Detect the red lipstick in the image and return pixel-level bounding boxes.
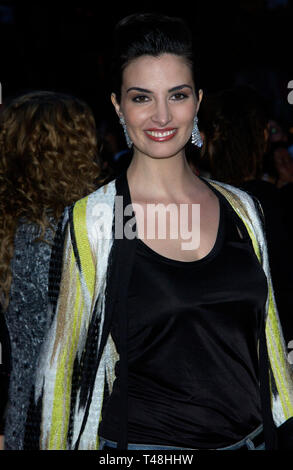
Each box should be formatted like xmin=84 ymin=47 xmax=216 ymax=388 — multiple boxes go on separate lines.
xmin=144 ymin=128 xmax=178 ymax=142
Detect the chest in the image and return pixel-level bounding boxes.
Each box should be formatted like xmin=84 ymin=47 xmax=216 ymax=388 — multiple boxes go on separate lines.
xmin=132 ymin=197 xmax=221 ymax=262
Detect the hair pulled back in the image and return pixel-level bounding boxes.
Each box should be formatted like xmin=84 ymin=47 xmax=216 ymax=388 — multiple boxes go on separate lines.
xmin=111 ymin=13 xmax=200 ymax=102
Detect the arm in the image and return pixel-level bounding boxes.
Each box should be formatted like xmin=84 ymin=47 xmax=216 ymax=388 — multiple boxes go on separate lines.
xmin=27 ymin=202 xmax=97 ymax=450
xmin=252 ymin=195 xmax=293 ymax=448
xmin=25 ymin=185 xmax=116 ymax=450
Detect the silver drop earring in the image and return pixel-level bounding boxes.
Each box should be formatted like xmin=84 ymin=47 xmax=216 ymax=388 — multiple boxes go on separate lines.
xmin=119 ymin=115 xmax=133 ymax=149
xmin=191 ymin=116 xmax=203 ymax=148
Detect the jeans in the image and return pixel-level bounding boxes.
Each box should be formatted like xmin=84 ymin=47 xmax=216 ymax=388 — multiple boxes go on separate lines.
xmin=99 ymin=424 xmax=265 ymax=451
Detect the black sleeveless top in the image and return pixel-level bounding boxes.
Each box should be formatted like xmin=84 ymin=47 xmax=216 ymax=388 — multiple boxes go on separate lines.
xmin=99 ymin=185 xmax=267 ymax=449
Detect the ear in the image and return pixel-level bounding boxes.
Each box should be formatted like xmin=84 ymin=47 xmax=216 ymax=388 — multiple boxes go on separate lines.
xmin=111 ymin=93 xmax=122 ymax=118
xmin=196 ymin=89 xmax=203 ymax=113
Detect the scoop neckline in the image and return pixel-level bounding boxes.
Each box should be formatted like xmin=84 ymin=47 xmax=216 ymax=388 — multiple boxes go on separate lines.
xmin=137 ymin=192 xmax=225 ymax=268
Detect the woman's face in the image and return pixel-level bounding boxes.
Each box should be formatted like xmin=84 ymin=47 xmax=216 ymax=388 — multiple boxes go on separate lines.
xmin=112 ymin=53 xmax=202 ymax=160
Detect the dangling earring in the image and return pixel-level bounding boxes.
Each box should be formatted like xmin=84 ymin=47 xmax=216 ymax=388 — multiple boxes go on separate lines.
xmin=119 ymin=115 xmax=133 ymax=148
xmin=191 ymin=116 xmax=203 ymax=148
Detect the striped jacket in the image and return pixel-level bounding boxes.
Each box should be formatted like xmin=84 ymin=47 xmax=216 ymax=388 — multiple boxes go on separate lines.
xmin=29 ymin=174 xmax=293 ymax=450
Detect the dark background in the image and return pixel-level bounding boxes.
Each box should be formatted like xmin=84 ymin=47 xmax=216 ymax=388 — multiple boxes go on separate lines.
xmin=1 ymin=1 xmax=293 ymax=136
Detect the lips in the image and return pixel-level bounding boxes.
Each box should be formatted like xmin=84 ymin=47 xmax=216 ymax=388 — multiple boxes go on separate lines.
xmin=144 ymin=128 xmax=178 ymax=142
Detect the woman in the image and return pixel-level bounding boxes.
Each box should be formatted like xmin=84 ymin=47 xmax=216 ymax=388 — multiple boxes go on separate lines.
xmin=0 ymin=91 xmax=100 ymax=449
xmin=26 ymin=14 xmax=293 ymax=450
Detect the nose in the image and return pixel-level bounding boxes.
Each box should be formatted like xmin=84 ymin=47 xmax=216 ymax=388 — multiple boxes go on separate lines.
xmin=151 ymin=99 xmax=172 ymax=127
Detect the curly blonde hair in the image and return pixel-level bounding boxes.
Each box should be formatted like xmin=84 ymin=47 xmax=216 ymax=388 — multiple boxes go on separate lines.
xmin=0 ymin=90 xmax=101 ymax=308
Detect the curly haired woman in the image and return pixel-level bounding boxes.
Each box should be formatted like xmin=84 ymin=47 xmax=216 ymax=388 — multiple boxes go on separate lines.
xmin=0 ymin=90 xmax=101 ymax=449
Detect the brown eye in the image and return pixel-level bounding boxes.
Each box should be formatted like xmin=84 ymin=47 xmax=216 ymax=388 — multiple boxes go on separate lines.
xmin=171 ymin=93 xmax=188 ymax=101
xmin=132 ymin=95 xmax=150 ymax=103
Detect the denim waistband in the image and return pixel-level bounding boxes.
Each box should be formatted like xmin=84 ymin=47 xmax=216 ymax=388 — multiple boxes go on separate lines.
xmin=217 ymin=424 xmax=264 ymax=450
xmin=99 ymin=424 xmax=265 ymax=451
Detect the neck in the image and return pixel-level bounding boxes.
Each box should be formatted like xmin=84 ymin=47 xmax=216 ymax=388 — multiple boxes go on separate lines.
xmin=126 ymin=149 xmax=199 ymax=203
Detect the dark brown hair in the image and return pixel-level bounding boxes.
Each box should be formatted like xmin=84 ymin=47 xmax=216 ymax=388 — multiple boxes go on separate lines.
xmin=199 ymin=86 xmax=268 ymax=186
xmin=111 ymin=13 xmax=200 ymax=103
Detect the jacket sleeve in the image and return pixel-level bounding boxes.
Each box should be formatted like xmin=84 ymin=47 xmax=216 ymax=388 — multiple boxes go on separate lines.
xmin=251 ymin=196 xmax=293 ymax=428
xmin=27 ymin=199 xmax=97 ymax=450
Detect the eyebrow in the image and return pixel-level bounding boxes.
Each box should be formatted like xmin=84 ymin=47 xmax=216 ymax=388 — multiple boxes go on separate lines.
xmin=126 ymin=84 xmax=193 ymax=93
